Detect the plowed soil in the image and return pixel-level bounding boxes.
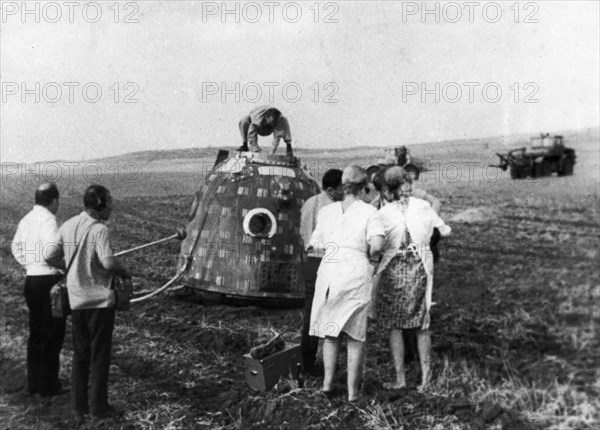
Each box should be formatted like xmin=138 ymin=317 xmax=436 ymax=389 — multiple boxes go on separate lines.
xmin=1 ymin=132 xmax=598 ymax=429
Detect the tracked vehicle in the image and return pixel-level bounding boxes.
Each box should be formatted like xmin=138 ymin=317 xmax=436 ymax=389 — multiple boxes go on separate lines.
xmin=494 ymin=134 xmax=576 ymax=179
xmin=177 ymin=150 xmax=319 ymax=307
xmin=380 ymin=146 xmax=426 ymax=180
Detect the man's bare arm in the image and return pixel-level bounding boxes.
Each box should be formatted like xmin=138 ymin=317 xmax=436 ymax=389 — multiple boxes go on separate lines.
xmin=99 ymin=256 xmax=131 ymax=278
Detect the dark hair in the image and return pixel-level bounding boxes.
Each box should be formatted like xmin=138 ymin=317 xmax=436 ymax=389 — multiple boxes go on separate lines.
xmin=365 ymin=165 xmax=381 ymax=181
xmin=322 ymin=169 xmax=343 ymax=190
xmin=34 ymin=183 xmax=59 ymax=207
xmin=84 ymin=184 xmax=111 ymax=211
xmin=265 ymin=107 xmax=281 ymax=122
xmin=383 ymin=168 xmax=412 ymax=201
xmin=372 ymin=167 xmax=388 ymax=192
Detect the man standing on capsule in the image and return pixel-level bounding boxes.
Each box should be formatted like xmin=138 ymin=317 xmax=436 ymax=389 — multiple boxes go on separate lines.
xmin=238 ymin=105 xmax=293 ymax=157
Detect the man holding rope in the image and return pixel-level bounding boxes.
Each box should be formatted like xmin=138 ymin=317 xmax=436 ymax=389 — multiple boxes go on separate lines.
xmin=49 ymin=184 xmax=131 ymax=424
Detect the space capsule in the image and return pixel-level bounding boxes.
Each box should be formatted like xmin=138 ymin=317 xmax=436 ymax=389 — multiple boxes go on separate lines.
xmin=177 ymin=150 xmax=320 ymax=306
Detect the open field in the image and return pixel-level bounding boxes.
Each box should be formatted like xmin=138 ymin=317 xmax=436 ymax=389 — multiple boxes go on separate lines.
xmin=1 ymin=129 xmax=599 ymax=429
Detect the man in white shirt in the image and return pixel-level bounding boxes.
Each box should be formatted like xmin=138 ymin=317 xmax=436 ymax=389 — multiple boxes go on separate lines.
xmin=299 ymin=169 xmax=343 ymax=376
xmin=11 ymin=182 xmax=67 ymax=398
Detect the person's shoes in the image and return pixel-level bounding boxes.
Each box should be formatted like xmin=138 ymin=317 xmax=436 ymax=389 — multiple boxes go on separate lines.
xmin=16 ymin=388 xmax=38 ymax=401
xmin=237 ymin=144 xmax=249 ymax=152
xmin=53 ymin=387 xmax=70 ymax=396
xmin=346 ymin=395 xmax=362 ymax=404
xmin=306 ymin=365 xmax=324 ymax=377
xmin=91 ymin=404 xmax=123 ymax=420
xmin=321 ymin=387 xmax=342 ymax=401
xmin=417 ymin=384 xmax=432 ymax=394
xmin=383 ymin=382 xmax=407 ymax=390
xmin=40 ymin=387 xmax=70 ymax=397
xmin=17 ymin=391 xmax=43 ymax=405
xmin=74 ymin=411 xmax=87 ymax=427
xmin=383 ymin=386 xmax=410 ymax=402
xmin=36 ymin=394 xmax=54 ymax=407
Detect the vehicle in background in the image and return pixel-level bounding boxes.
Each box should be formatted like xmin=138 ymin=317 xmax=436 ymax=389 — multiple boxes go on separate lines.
xmin=493 ymin=134 xmax=576 ymax=179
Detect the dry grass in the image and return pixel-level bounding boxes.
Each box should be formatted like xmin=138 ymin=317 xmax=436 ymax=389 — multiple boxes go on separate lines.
xmin=1 ymin=133 xmax=599 ymax=429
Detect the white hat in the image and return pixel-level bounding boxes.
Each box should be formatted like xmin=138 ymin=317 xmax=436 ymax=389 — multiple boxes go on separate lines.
xmin=341 ymin=165 xmax=367 ymax=185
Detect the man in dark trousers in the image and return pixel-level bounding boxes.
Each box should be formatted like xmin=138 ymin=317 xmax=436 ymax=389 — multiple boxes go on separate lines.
xmin=299 ymin=169 xmax=344 ymax=375
xmin=54 ymin=185 xmax=131 ymax=424
xmin=238 ymin=105 xmax=293 ymax=156
xmin=11 ymin=182 xmax=67 ymax=399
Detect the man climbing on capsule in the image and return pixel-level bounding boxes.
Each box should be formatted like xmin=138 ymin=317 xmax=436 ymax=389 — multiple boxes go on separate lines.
xmin=238 ymin=105 xmax=294 ymax=157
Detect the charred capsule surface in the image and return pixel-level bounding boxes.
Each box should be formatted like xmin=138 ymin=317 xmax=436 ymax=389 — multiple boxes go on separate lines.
xmin=178 ymin=151 xmax=319 ymax=306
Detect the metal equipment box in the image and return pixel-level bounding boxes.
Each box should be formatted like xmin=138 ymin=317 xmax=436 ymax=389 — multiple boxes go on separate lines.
xmin=243 ymin=343 xmax=301 ymax=392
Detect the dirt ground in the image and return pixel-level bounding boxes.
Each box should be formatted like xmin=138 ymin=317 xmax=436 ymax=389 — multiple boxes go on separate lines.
xmin=1 ymin=131 xmax=598 ymax=429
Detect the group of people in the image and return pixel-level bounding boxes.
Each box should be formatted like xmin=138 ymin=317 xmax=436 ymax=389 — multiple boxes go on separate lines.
xmin=11 ymin=183 xmax=130 ymax=425
xmin=10 ymin=140 xmax=448 ymax=423
xmin=300 ymin=165 xmax=451 ymax=402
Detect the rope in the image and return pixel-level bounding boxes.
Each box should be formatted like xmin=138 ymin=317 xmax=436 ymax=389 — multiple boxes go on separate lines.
xmin=129 ymin=169 xmax=230 ymax=305
xmin=130 ymin=269 xmax=186 ymax=303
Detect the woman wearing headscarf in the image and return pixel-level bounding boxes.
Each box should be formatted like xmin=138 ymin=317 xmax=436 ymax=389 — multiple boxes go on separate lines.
xmin=375 ymin=166 xmax=451 ymax=390
xmin=308 ymin=165 xmax=386 ymax=402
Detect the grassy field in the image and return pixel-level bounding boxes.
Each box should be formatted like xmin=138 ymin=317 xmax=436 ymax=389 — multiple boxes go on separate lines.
xmin=1 ymin=129 xmax=599 ymax=429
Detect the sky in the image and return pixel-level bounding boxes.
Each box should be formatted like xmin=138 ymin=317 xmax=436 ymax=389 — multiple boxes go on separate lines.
xmin=1 ymin=0 xmax=599 ymax=162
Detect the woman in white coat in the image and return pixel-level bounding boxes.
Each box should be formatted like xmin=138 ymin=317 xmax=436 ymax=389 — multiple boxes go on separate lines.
xmin=308 ymin=165 xmax=385 ymax=402
xmin=375 ymin=166 xmax=451 ymax=390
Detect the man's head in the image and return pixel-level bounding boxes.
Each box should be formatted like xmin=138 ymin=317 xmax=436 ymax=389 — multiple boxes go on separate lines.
xmin=365 ymin=165 xmax=381 ymax=182
xmin=364 ymin=165 xmax=381 ymax=197
xmin=264 ymin=108 xmax=281 ymax=126
xmin=321 ymin=168 xmax=343 ymax=201
xmin=84 ymin=184 xmax=113 ymax=221
xmin=372 ymin=166 xmax=387 ymax=193
xmin=265 ymin=113 xmax=276 ymax=126
xmin=35 ymin=182 xmax=59 ymax=214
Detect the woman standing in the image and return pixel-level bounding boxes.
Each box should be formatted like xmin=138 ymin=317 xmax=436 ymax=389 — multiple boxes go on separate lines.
xmin=376 ymin=166 xmax=451 ymax=390
xmin=308 ymin=165 xmax=385 ymax=402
